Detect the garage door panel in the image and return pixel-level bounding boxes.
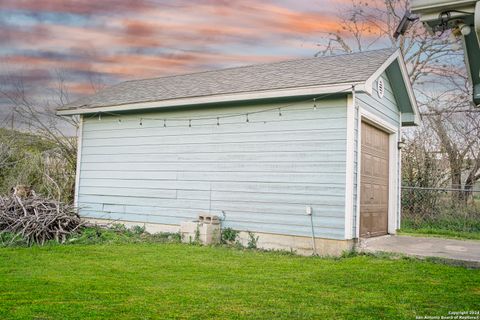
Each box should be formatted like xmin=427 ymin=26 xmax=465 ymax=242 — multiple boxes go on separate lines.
xmin=360 ymin=122 xmax=389 ymax=237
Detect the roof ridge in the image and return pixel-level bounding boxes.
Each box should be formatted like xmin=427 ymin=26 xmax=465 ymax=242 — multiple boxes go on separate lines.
xmin=120 ymin=47 xmax=397 ymax=84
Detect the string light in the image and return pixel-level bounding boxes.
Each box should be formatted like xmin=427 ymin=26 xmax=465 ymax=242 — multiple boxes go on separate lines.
xmin=90 ymin=87 xmax=352 ymax=129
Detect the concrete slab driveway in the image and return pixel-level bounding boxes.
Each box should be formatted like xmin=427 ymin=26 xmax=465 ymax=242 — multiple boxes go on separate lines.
xmin=360 ymin=235 xmax=480 ymax=267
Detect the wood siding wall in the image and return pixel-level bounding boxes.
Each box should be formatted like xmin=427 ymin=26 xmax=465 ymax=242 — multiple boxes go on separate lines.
xmin=77 ymin=98 xmax=349 ymax=239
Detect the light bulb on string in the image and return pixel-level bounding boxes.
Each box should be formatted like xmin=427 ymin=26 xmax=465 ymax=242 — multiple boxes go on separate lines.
xmin=118 ymin=89 xmax=351 ymax=130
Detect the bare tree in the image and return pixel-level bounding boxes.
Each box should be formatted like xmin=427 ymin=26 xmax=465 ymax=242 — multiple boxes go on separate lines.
xmin=0 ymin=70 xmax=78 ymax=168
xmin=315 ymin=0 xmax=463 ymax=86
xmin=0 ymin=70 xmax=79 ymax=202
xmin=319 ymin=0 xmax=480 ymax=199
xmin=423 ymin=89 xmax=480 ymax=199
xmin=402 ymin=124 xmax=449 ymax=188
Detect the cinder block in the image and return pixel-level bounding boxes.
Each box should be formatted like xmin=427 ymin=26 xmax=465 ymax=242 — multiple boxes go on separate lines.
xmin=197 ymin=214 xmax=220 ymax=225
xmin=198 ymin=223 xmax=221 ymax=244
xmin=179 ymin=220 xmax=220 ymax=244
xmin=180 ymin=221 xmax=198 ymax=244
xmin=180 ymin=221 xmax=199 ymax=234
xmin=198 ymin=223 xmax=220 ymax=234
xmin=198 ymin=231 xmax=220 ymax=244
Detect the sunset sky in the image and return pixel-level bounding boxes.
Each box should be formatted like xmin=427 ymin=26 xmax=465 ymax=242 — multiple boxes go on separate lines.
xmin=0 ymin=0 xmax=391 ymax=126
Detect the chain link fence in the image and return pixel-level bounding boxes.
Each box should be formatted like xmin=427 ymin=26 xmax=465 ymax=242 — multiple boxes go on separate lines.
xmin=401 ymin=186 xmax=480 ymax=235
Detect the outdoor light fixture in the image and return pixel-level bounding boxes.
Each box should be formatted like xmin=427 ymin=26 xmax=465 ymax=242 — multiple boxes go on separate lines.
xmin=393 ymin=11 xmax=419 ymax=39
xmin=460 ymin=22 xmax=472 ymax=35
xmin=398 ymin=140 xmax=406 ymax=150
xmin=452 ymin=22 xmax=473 ymax=36
xmin=410 ymin=0 xmax=480 ymax=106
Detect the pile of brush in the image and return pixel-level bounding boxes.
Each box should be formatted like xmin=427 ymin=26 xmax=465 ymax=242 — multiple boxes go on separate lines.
xmin=0 ymin=185 xmax=83 ymax=245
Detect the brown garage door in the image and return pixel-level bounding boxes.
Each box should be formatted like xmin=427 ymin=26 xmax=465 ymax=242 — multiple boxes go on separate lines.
xmin=360 ymin=121 xmax=389 ymax=237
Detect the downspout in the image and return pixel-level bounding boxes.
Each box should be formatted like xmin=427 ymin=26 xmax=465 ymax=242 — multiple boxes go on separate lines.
xmin=308 ymin=206 xmax=317 ymax=256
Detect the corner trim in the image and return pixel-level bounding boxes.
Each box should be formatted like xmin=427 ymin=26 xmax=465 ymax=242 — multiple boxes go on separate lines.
xmin=355 ymin=104 xmax=362 ymax=239
xmin=74 ymin=115 xmax=83 ymax=208
xmin=345 ymin=92 xmax=355 ymax=239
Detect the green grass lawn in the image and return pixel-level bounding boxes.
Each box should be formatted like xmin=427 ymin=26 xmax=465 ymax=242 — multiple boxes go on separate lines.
xmin=0 ymin=243 xmax=479 ymax=320
xmin=400 ymin=215 xmax=480 ymax=240
xmin=399 ymin=227 xmax=480 ymax=240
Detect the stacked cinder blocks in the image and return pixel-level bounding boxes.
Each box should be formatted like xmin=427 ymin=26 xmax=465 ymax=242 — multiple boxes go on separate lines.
xmin=180 ymin=214 xmax=221 ymax=245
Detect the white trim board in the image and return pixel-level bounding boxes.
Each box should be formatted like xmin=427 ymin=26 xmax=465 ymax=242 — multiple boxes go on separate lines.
xmin=344 ymin=92 xmax=355 ymax=239
xmin=74 ymin=115 xmax=83 ymax=208
xmin=354 ymin=104 xmax=362 ymax=239
xmin=57 ymin=82 xmax=366 ymax=116
xmin=354 ymin=107 xmax=399 ymax=238
xmin=394 ymin=52 xmax=421 ymax=125
xmin=364 ymin=50 xmax=400 ymax=96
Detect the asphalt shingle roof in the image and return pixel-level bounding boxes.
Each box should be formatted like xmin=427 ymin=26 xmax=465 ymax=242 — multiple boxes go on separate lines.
xmin=60 ymin=48 xmax=396 ymax=111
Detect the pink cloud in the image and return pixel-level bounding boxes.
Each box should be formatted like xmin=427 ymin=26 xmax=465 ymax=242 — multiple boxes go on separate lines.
xmin=0 ymin=0 xmax=155 ymax=15
xmin=1 ymin=0 xmax=367 ymax=106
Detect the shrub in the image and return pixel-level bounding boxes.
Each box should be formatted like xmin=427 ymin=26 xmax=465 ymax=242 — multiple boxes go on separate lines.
xmin=0 ymin=129 xmax=75 ymax=204
xmin=221 ymin=228 xmax=239 ymax=244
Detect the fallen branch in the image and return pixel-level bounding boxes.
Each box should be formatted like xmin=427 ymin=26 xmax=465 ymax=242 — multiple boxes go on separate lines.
xmin=0 ymin=191 xmax=83 ymax=245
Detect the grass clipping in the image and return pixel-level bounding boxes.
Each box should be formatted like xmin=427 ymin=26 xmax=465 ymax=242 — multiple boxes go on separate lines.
xmin=0 ymin=190 xmax=82 ymax=246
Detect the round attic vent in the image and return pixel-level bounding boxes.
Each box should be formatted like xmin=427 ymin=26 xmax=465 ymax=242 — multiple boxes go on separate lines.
xmin=377 ymin=78 xmax=385 ymax=99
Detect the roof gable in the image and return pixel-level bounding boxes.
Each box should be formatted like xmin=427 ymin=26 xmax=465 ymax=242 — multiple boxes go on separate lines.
xmin=364 ymin=49 xmax=420 ymax=126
